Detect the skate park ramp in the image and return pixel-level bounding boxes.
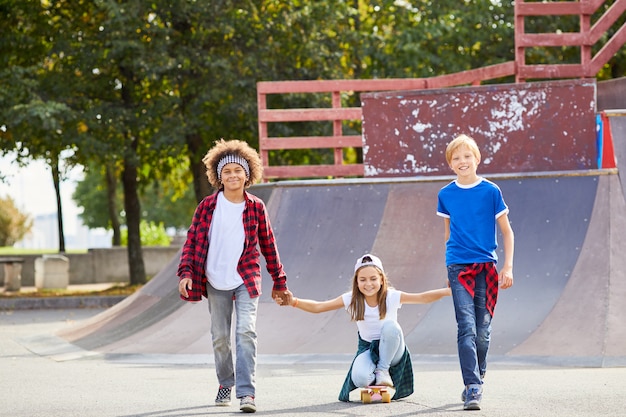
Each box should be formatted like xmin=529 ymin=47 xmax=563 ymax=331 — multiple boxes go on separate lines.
xmin=52 ymin=168 xmax=626 ymax=367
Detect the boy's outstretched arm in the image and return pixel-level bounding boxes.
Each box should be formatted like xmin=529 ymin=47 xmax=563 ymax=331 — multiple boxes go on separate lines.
xmin=401 ymin=287 xmax=452 ymax=304
xmin=497 ymin=213 xmax=514 ymax=289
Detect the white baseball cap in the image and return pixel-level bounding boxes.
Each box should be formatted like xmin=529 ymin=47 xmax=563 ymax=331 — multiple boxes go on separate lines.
xmin=354 ymin=253 xmax=384 ymax=273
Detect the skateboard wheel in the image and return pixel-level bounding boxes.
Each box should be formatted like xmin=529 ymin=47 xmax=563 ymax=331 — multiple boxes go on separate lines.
xmin=381 ymin=391 xmax=391 ymax=403
xmin=362 ymin=391 xmax=372 ymax=404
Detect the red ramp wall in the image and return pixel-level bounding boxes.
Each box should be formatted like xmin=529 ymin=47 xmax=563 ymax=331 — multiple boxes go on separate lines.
xmin=361 ymin=78 xmax=598 ymax=177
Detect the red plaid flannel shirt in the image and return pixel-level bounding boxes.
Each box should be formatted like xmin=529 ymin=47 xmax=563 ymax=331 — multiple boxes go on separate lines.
xmin=458 ymin=262 xmax=499 ymax=316
xmin=177 ymin=191 xmax=287 ymax=302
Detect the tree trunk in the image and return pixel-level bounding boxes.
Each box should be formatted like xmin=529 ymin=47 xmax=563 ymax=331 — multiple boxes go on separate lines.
xmin=118 ymin=62 xmax=146 ymax=285
xmin=51 ymin=156 xmax=66 ymax=253
xmin=186 ymin=132 xmax=212 ymax=202
xmin=105 ymin=162 xmax=121 ymax=246
xmin=122 ymin=145 xmax=146 ymax=285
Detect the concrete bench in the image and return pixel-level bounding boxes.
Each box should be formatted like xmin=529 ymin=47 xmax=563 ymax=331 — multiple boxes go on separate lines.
xmin=35 ymin=255 xmax=69 ymax=290
xmin=0 ymin=257 xmax=25 ymax=291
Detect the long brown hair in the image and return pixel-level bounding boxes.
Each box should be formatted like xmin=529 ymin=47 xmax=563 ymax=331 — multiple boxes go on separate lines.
xmin=347 ymin=264 xmax=389 ymax=321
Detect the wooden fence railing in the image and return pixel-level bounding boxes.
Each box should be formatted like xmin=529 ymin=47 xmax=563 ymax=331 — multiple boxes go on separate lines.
xmin=257 ymin=63 xmax=515 ymax=180
xmin=515 ymin=0 xmax=626 ymax=81
xmin=258 ymin=0 xmax=626 ymax=181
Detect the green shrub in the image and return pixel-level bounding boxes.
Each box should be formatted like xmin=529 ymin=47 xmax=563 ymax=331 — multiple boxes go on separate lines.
xmin=121 ymin=220 xmax=172 ymax=247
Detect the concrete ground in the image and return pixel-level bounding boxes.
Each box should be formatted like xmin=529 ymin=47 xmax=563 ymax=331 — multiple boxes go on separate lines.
xmin=1 ymin=308 xmax=625 ymax=417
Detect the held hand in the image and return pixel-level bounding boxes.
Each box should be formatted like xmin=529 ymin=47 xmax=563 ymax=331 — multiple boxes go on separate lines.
xmin=179 ymin=278 xmax=192 ymax=298
xmin=499 ymin=268 xmax=514 ymax=289
xmin=273 ymin=289 xmax=294 ymax=306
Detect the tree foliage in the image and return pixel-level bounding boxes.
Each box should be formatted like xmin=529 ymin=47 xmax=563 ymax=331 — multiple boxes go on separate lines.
xmin=0 ymin=0 xmax=83 ymax=252
xmin=74 ymin=161 xmax=196 ymax=232
xmin=1 ymin=0 xmax=624 ymax=277
xmin=0 ymin=195 xmax=33 ymax=247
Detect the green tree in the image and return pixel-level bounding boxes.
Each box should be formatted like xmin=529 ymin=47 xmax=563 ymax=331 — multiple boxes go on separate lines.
xmin=0 ymin=0 xmax=81 ymax=253
xmin=74 ymin=161 xmax=196 ymax=234
xmin=0 ymin=196 xmax=33 ymax=247
xmin=57 ymin=1 xmax=186 ymax=284
xmin=72 ymin=162 xmax=120 ymax=240
xmin=2 ymin=0 xmax=624 ymax=279
xmin=152 ymin=1 xmax=368 ymax=198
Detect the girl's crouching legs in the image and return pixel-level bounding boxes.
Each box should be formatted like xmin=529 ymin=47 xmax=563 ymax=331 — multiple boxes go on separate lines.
xmin=378 ymin=320 xmax=405 ymax=370
xmin=351 ymin=351 xmax=376 ymax=388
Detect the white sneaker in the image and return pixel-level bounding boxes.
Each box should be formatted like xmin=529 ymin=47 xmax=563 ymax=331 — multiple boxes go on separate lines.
xmin=239 ymin=395 xmax=256 ymax=413
xmin=374 ymin=368 xmax=393 ymax=387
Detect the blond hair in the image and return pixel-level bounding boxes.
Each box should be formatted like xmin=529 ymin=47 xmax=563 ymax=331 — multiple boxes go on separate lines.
xmin=445 ymin=134 xmax=481 ymax=165
xmin=202 ymin=139 xmax=263 ymax=189
xmin=347 ymin=265 xmax=390 ymax=321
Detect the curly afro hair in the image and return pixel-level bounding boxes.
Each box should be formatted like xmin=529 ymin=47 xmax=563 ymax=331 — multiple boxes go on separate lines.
xmin=203 ymin=139 xmax=263 ymax=189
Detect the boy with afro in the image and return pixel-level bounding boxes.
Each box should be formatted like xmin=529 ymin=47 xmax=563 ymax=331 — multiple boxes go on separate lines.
xmin=178 ymin=139 xmax=290 ymax=413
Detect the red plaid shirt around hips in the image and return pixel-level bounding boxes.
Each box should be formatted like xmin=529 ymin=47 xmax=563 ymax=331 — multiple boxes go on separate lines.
xmin=177 ymin=191 xmax=287 ymax=302
xmin=458 ymin=262 xmax=499 ymax=316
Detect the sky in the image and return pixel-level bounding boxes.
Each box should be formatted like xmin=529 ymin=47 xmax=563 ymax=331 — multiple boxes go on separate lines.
xmin=0 ymin=153 xmax=82 ymax=218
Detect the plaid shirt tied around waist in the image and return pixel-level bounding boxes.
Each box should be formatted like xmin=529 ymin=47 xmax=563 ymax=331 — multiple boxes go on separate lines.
xmin=459 ymin=262 xmax=499 ymax=316
xmin=339 ymin=334 xmax=413 ymax=402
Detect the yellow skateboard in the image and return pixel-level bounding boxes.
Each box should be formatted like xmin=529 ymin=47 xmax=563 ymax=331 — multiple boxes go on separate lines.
xmin=360 ymin=385 xmax=392 ymax=403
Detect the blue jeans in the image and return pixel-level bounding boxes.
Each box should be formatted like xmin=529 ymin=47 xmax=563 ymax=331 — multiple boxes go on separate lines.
xmin=351 ymin=321 xmax=406 ymax=387
xmin=206 ymin=282 xmax=259 ymax=398
xmin=448 ymin=264 xmax=492 ymax=387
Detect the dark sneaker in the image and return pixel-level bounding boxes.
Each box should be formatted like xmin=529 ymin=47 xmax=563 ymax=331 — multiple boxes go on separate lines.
xmin=240 ymin=395 xmax=256 ymax=413
xmin=215 ymin=385 xmax=232 ymax=406
xmin=463 ymin=386 xmax=483 ymax=410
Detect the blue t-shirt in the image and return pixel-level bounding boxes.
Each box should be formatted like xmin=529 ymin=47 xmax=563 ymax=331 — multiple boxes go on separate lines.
xmin=437 ymin=177 xmax=509 ymax=266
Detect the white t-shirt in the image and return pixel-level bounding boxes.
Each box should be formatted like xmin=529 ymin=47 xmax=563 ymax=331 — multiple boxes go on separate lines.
xmin=205 ymin=192 xmax=246 ymax=290
xmin=341 ymin=289 xmax=402 ymax=342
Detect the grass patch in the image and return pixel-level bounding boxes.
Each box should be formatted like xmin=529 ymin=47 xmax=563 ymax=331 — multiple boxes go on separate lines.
xmin=0 ymin=247 xmax=88 ymax=255
xmin=0 ymin=284 xmax=142 ymax=298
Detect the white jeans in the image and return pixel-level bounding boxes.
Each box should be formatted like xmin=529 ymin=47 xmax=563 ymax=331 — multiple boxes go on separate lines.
xmin=351 ymin=320 xmax=406 ymax=387
xmin=206 ymin=282 xmax=259 ymax=398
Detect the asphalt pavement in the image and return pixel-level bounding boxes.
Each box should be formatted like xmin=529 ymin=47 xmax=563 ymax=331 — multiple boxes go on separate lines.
xmin=1 ymin=307 xmax=625 ymax=417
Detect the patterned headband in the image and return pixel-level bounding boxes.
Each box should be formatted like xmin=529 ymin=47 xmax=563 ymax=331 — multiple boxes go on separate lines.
xmin=217 ymin=154 xmax=250 ymax=181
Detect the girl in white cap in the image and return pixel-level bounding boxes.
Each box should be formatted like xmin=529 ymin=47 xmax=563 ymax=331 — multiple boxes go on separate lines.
xmin=274 ymin=253 xmax=450 ymax=402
